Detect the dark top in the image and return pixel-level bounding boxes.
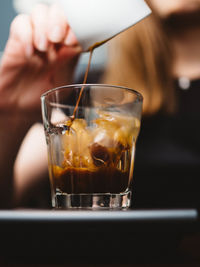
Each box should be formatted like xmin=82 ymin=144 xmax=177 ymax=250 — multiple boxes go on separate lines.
xmin=133 ymin=79 xmax=200 ymax=208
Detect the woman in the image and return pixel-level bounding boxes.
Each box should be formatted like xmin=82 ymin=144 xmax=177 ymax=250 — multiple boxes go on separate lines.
xmin=1 ymin=0 xmax=200 ymax=208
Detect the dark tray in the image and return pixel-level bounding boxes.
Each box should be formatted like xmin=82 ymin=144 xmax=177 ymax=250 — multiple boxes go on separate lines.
xmin=0 ymin=209 xmax=199 ymax=264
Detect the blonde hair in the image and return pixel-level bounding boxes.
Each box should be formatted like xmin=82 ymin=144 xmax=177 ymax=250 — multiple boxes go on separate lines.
xmin=103 ymin=14 xmax=176 ymax=115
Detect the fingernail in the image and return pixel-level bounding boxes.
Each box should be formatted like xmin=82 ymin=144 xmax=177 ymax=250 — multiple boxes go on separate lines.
xmin=38 ymin=36 xmax=47 ymax=52
xmin=50 ymin=26 xmax=62 ymax=42
xmin=25 ymin=44 xmax=33 ymax=58
xmin=65 ymin=31 xmax=75 ymax=46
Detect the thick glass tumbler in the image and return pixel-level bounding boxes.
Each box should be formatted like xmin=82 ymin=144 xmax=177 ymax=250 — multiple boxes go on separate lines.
xmin=41 ymin=84 xmax=143 ymax=209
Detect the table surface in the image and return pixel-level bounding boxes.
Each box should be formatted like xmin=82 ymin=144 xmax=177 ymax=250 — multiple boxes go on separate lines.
xmin=0 ymin=208 xmax=198 ymax=221
xmin=0 ymin=208 xmax=199 ymax=265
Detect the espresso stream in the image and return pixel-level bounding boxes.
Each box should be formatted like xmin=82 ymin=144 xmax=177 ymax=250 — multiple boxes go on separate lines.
xmin=68 ymin=48 xmax=94 ymax=127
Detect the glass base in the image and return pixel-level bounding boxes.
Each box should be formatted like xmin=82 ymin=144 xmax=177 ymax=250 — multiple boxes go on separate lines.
xmin=54 ymin=191 xmax=131 ymax=209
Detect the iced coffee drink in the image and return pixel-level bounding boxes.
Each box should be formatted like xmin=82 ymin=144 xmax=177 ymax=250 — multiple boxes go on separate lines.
xmin=41 ymin=84 xmax=142 ymax=209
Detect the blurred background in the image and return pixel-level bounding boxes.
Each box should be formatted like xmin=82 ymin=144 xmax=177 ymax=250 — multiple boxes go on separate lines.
xmin=0 ymin=0 xmax=16 ymax=51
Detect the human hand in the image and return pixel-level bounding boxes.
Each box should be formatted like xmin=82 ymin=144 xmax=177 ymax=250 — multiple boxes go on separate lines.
xmin=0 ymin=4 xmax=81 ymax=117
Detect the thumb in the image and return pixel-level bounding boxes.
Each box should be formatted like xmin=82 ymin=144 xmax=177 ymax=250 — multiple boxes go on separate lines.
xmin=56 ymin=44 xmax=82 ymax=62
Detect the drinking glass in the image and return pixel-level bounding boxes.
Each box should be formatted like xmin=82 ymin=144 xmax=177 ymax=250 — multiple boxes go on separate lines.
xmin=41 ymin=84 xmax=143 ymax=209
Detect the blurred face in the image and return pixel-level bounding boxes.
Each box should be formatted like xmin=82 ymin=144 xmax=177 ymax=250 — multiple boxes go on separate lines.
xmin=148 ymin=0 xmax=200 ymax=18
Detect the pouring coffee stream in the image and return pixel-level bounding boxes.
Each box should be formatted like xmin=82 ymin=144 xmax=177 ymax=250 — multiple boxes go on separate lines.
xmin=68 ymin=41 xmax=105 ymax=129
xmin=60 ymin=0 xmax=151 ymax=129
xmin=68 ymin=48 xmax=94 ymax=128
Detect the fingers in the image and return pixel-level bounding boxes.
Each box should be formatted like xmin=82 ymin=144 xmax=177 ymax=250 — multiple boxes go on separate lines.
xmin=9 ymin=4 xmax=79 ymax=57
xmin=10 ymin=14 xmax=33 ymax=57
xmin=31 ymin=4 xmax=48 ymax=52
xmin=47 ymin=4 xmax=68 ymax=43
xmin=47 ymin=4 xmax=78 ymax=46
xmin=31 ymin=3 xmax=79 ymax=51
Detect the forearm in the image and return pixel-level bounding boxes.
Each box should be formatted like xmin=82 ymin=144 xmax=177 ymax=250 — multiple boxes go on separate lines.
xmin=0 ymin=113 xmax=34 ymax=208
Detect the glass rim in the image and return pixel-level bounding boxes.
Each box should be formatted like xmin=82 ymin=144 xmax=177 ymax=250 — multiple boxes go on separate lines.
xmin=41 ymin=83 xmax=143 ymax=102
